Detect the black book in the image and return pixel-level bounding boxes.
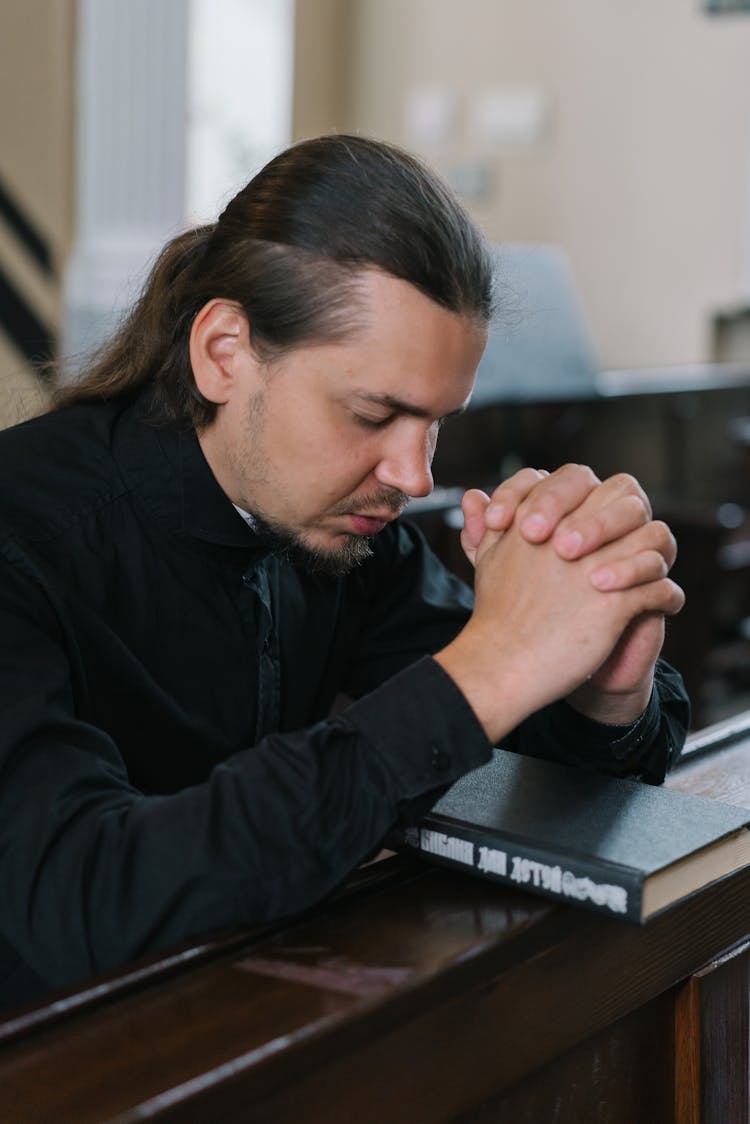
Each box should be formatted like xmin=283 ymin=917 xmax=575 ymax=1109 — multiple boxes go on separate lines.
xmin=390 ymin=749 xmax=750 ymax=922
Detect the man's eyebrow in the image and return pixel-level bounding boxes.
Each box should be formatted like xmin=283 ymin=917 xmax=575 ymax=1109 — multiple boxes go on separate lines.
xmin=357 ymin=393 xmax=469 ymax=420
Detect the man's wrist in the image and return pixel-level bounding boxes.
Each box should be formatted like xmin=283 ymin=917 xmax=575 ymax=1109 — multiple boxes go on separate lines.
xmin=433 ymin=630 xmax=539 ymax=745
xmin=564 ymin=676 xmax=654 ymax=727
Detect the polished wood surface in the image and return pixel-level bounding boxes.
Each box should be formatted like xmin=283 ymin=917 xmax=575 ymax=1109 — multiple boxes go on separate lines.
xmin=3 ymin=720 xmax=750 ymax=1122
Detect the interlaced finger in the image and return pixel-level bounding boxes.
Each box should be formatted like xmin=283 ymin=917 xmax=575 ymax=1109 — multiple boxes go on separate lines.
xmin=483 ymin=468 xmax=550 ymax=531
xmin=551 ymin=474 xmax=655 ymax=559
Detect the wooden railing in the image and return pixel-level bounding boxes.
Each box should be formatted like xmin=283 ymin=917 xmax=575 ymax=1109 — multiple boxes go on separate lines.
xmin=2 ymin=715 xmax=750 ymax=1122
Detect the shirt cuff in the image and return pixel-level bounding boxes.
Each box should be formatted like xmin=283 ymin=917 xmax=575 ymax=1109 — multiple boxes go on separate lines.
xmin=341 ymin=655 xmax=492 ymax=801
xmin=514 ymin=659 xmax=689 ymax=783
xmin=557 ymin=686 xmax=662 ymax=763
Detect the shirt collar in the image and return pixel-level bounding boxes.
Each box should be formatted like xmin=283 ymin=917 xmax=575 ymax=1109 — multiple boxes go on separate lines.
xmin=112 ymin=394 xmax=264 ymax=552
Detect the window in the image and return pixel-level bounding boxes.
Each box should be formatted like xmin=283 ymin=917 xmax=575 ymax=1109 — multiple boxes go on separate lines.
xmin=186 ymin=0 xmax=295 ymax=223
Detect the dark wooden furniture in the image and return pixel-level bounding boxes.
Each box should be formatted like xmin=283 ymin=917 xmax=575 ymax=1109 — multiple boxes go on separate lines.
xmin=2 ymin=713 xmax=750 ymax=1123
xmin=417 ymin=367 xmax=750 ymax=728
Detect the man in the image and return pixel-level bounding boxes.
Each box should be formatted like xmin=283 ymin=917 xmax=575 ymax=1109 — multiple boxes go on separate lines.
xmin=0 ymin=135 xmax=688 ymax=1011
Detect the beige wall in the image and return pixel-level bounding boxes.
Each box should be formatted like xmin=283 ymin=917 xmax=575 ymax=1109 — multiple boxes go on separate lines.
xmin=293 ymin=0 xmax=352 ymax=139
xmin=340 ymin=0 xmax=750 ymax=369
xmin=0 ymin=0 xmax=75 ymax=424
xmin=2 ymin=2 xmax=747 ymax=386
xmin=0 ymin=0 xmax=74 ymax=257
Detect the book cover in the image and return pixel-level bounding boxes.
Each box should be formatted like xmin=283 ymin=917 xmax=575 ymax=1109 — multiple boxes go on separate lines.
xmin=390 ymin=749 xmax=750 ymax=922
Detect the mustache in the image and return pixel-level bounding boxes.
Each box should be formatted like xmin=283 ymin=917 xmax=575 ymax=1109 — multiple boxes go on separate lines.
xmin=331 ymin=490 xmax=409 ymax=517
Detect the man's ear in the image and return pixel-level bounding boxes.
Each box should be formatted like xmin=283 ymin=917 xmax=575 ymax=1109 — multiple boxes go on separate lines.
xmin=189 ymin=299 xmax=256 ymax=405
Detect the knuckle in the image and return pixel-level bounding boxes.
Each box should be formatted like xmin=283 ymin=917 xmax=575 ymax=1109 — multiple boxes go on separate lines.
xmin=495 ymin=467 xmax=543 ymax=498
xmin=623 ymin=493 xmax=650 ymax=523
xmin=518 ymin=467 xmax=546 ymax=490
xmin=649 ymin=519 xmax=677 ymax=554
xmin=559 ymin=462 xmax=600 ymax=486
xmin=667 ymin=578 xmax=686 ymax=612
xmin=583 ymin=510 xmax=606 ymax=539
xmin=612 ymin=472 xmax=652 ymax=512
xmin=518 ymin=482 xmax=562 ymax=520
xmin=611 ymin=471 xmax=639 ymax=491
xmin=648 ymin=549 xmax=669 ymax=577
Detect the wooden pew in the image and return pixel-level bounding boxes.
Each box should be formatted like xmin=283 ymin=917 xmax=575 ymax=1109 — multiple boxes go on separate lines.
xmin=2 ymin=714 xmax=750 ymax=1123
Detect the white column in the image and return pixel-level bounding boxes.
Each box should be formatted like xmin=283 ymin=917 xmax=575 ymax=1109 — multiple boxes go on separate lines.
xmin=62 ymin=0 xmax=188 ymax=368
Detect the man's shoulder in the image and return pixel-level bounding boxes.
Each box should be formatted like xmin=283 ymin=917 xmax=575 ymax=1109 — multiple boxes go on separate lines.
xmin=0 ymin=399 xmax=129 ymax=545
xmin=0 ymin=397 xmax=122 ymax=455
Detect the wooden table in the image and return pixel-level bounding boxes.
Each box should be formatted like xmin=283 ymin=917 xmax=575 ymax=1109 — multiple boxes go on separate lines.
xmin=3 ymin=714 xmax=750 ymax=1123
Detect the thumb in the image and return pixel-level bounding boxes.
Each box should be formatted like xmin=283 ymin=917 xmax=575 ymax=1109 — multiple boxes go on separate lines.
xmin=460 ymin=489 xmax=491 ymax=567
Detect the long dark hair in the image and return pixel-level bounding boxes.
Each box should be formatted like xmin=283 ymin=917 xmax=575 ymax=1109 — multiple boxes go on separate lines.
xmin=53 ymin=134 xmax=495 ymax=429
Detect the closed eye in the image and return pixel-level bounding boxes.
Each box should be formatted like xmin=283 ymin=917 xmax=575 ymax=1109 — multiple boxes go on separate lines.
xmin=352 ymin=413 xmax=395 ymax=430
xmin=354 ymin=413 xmax=449 ymax=438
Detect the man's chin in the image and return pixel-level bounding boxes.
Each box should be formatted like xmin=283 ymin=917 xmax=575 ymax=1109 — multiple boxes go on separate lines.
xmin=305 ymin=537 xmax=373 ymax=575
xmin=293 ymin=533 xmax=374 ymax=576
xmin=250 ymin=515 xmax=374 ymax=576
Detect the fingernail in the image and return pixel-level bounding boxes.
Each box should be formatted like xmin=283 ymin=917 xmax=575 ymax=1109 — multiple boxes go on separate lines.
xmin=591 ymin=566 xmax=615 ymax=589
xmin=556 ymin=530 xmax=583 ymax=557
xmin=521 ymin=513 xmax=548 ymax=539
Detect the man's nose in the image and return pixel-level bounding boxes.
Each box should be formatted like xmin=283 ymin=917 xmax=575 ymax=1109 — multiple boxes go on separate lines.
xmin=374 ymin=432 xmax=434 ymax=498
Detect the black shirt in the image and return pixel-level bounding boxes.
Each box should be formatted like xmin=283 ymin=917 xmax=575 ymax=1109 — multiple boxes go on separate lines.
xmin=0 ymin=393 xmax=689 ymax=1008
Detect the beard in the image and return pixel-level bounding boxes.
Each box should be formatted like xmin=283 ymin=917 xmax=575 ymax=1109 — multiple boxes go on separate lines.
xmin=247 ymin=488 xmax=409 ymax=577
xmin=249 ymin=510 xmax=376 ymax=576
xmin=227 ymin=389 xmax=409 ymax=576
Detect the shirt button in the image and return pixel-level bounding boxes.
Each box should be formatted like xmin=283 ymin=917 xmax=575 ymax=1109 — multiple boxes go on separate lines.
xmin=431 ymin=748 xmax=451 ymax=772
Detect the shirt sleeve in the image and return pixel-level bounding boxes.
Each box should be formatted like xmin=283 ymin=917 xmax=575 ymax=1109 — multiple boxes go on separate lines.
xmin=505 ymin=660 xmax=690 ymax=783
xmin=0 ymin=549 xmax=491 ymax=994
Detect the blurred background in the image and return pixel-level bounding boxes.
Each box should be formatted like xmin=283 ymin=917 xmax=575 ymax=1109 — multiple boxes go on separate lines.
xmin=1 ymin=0 xmax=750 ymax=727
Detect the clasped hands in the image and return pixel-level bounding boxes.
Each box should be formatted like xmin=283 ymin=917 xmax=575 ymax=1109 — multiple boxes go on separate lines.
xmin=435 ymin=464 xmax=685 ymax=743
